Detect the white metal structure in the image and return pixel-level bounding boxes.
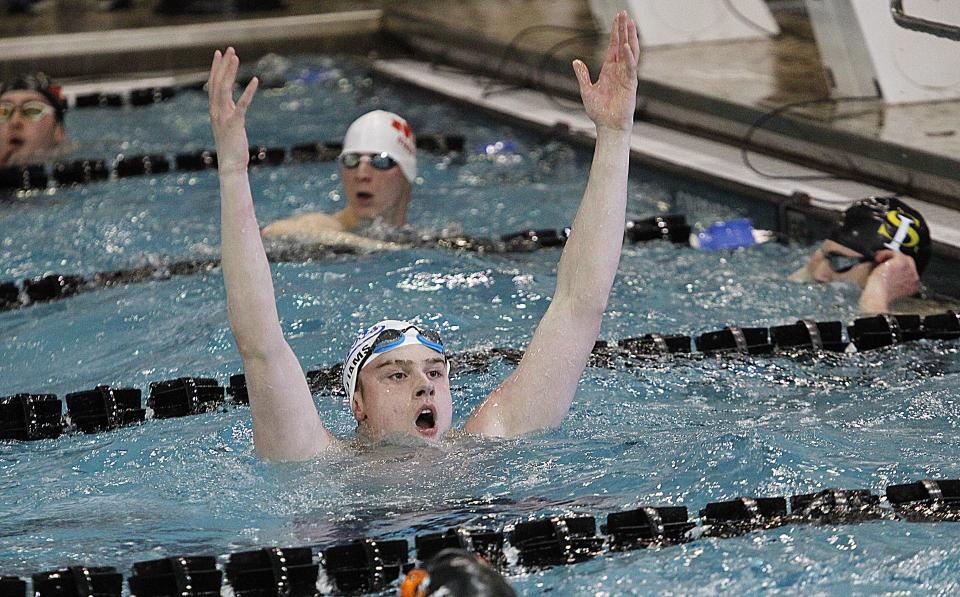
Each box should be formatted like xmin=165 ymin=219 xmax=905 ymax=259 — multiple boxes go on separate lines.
xmin=589 ymin=0 xmax=779 ymax=47
xmin=805 ymin=0 xmax=960 ymax=104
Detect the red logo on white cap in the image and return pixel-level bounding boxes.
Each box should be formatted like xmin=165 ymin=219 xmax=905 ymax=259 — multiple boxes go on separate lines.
xmin=392 ymin=119 xmax=412 ymax=138
xmin=391 ymin=118 xmax=415 ymax=156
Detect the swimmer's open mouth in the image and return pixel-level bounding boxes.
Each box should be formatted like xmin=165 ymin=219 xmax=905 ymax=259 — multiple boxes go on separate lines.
xmin=356 ymin=191 xmax=373 ymax=201
xmin=8 ymin=138 xmax=24 ymax=148
xmin=415 ymin=407 xmax=436 ymax=432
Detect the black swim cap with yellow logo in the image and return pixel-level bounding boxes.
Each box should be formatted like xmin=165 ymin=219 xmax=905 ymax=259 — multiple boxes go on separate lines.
xmin=828 ymin=196 xmax=931 ymax=274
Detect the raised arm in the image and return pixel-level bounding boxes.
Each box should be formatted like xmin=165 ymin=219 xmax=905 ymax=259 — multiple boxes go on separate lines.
xmin=209 ymin=48 xmax=336 ymax=459
xmin=464 ymin=12 xmax=639 ymax=437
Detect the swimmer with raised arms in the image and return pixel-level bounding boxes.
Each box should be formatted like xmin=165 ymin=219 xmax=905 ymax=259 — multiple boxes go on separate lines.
xmin=208 ymin=11 xmax=639 ymax=460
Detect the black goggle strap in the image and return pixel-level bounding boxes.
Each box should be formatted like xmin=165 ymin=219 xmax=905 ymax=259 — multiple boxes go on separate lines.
xmin=826 ymin=252 xmax=871 ymax=273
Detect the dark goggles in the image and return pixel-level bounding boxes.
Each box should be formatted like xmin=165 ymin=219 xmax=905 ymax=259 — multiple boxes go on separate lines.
xmin=825 ymin=251 xmax=873 ymax=274
xmin=0 ymin=99 xmax=55 ymax=123
xmin=339 ymin=151 xmax=398 ymax=171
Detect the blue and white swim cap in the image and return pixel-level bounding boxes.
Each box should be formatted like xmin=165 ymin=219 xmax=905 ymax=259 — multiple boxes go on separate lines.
xmin=342 ymin=319 xmax=446 ymax=400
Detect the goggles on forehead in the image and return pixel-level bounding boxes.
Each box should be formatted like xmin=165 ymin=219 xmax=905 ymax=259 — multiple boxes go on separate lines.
xmin=825 ymin=251 xmax=873 ymax=274
xmin=339 ymin=151 xmax=398 ymax=171
xmin=0 ymin=100 xmax=55 ymax=123
xmin=370 ymin=325 xmax=444 ymax=357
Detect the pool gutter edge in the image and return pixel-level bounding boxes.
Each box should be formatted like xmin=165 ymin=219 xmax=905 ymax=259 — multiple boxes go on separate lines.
xmin=372 ymin=57 xmax=960 ymax=295
xmin=0 ymin=10 xmax=385 ymax=81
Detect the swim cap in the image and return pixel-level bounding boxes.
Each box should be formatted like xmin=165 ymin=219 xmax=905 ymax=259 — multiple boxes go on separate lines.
xmin=341 ymin=110 xmax=417 ymax=182
xmin=400 ymin=548 xmax=516 ymax=597
xmin=0 ymin=72 xmax=65 ymax=123
xmin=828 ymin=196 xmax=931 ymax=274
xmin=341 ymin=319 xmax=446 ymax=402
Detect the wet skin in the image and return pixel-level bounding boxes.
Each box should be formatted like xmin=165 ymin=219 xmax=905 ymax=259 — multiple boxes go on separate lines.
xmin=793 ymin=239 xmax=922 ymax=313
xmin=802 ymin=239 xmax=875 ymax=287
xmin=336 ymin=155 xmax=411 ymax=229
xmin=352 ymin=344 xmax=453 ymax=440
xmin=0 ymin=90 xmax=64 ymax=166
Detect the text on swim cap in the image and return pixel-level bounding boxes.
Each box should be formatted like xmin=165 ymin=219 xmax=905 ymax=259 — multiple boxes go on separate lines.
xmin=879 ymin=210 xmax=920 ymax=252
xmin=391 ymin=118 xmax=416 ymax=157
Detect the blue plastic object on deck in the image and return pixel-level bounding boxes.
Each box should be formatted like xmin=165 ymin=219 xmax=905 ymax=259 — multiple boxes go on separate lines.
xmin=693 ymin=218 xmax=757 ymax=250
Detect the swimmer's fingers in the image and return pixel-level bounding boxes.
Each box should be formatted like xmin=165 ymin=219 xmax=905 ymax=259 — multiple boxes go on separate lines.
xmin=209 ymin=49 xmax=234 ymax=115
xmin=218 ymin=48 xmax=242 ymax=107
xmin=236 ymin=76 xmax=259 ymax=112
xmin=207 ymin=50 xmax=221 ymax=97
xmin=626 ymin=18 xmax=640 ymax=66
xmin=572 ymin=59 xmax=593 ymax=97
xmin=604 ymin=10 xmax=623 ymax=65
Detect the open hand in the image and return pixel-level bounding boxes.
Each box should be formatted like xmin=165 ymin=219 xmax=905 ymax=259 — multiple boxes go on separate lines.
xmin=572 ymin=11 xmax=640 ymax=132
xmin=207 ymin=47 xmax=259 ymax=173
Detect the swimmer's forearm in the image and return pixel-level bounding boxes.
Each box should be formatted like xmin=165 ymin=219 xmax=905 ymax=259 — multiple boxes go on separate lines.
xmin=219 ymin=169 xmax=334 ymax=458
xmin=859 ymin=288 xmax=891 ymax=314
xmin=555 ymin=128 xmax=631 ymax=307
xmin=219 ymin=169 xmax=286 ymax=353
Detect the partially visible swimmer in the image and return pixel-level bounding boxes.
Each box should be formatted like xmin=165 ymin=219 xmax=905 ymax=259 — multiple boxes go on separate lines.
xmin=789 ymin=196 xmax=938 ymax=313
xmin=400 ymin=548 xmax=516 ymax=597
xmin=207 ymin=11 xmax=640 ymax=460
xmin=260 ymin=109 xmax=415 ymax=250
xmin=0 ymin=72 xmax=66 ymax=166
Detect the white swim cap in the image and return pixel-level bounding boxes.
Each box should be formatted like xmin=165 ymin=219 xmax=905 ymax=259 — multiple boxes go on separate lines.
xmin=342 ymin=319 xmax=447 ymax=403
xmin=341 ymin=110 xmax=417 ymax=182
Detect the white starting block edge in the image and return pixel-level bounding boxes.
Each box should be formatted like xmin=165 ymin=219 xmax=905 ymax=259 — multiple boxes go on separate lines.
xmin=373 ymin=57 xmax=960 ymax=252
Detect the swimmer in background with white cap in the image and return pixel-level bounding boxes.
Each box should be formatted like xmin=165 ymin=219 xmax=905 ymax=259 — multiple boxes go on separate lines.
xmin=207 ymin=11 xmax=640 ymax=460
xmin=260 ymin=109 xmax=416 ymax=248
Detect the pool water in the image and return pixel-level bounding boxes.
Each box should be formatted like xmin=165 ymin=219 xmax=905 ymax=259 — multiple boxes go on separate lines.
xmin=1 ymin=56 xmax=959 ymax=595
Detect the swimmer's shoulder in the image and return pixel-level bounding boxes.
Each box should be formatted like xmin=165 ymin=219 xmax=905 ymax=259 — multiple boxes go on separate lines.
xmin=262 ymin=212 xmax=344 ymax=238
xmin=262 ymin=213 xmax=402 ymax=251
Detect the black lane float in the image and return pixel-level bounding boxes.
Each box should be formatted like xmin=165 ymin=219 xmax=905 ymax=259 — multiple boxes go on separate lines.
xmin=0 ymin=310 xmax=957 ymax=442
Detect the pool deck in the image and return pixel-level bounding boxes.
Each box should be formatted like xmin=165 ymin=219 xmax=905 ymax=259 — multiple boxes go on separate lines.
xmin=3 ymin=1 xmax=960 ymax=283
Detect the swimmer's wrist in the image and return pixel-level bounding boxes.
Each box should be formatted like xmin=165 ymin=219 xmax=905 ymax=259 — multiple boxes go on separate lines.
xmin=218 ymin=164 xmax=249 ymax=176
xmin=595 ymin=123 xmax=633 ymax=136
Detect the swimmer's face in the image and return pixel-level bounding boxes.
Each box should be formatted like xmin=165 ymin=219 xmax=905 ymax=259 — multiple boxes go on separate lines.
xmin=0 ymin=90 xmax=64 ymax=166
xmin=340 ymin=155 xmax=411 ymax=227
xmin=799 ymin=240 xmax=875 ymax=287
xmin=352 ymin=344 xmax=453 ymax=440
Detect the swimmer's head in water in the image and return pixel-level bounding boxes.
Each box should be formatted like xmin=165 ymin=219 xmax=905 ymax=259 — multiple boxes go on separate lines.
xmin=341 ymin=110 xmax=417 ymax=182
xmin=0 ymin=72 xmax=65 ymax=123
xmin=342 ymin=319 xmax=446 ymax=397
xmin=828 ymin=196 xmax=931 ymax=274
xmin=400 ymin=548 xmax=517 ymax=597
xmin=342 ymin=320 xmax=451 ymax=439
xmin=0 ymin=72 xmax=66 ymax=166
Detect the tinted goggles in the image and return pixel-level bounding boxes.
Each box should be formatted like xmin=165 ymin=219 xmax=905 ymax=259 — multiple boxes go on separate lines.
xmin=825 ymin=251 xmax=873 ymax=273
xmin=339 ymin=151 xmax=398 ymax=171
xmin=371 ymin=325 xmax=444 ymax=356
xmin=0 ymin=100 xmax=55 ymax=123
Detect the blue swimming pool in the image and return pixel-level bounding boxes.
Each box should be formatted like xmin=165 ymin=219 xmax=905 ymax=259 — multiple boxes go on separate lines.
xmin=1 ymin=55 xmax=959 ymax=595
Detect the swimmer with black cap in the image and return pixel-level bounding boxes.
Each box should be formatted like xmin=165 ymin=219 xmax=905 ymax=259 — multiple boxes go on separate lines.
xmin=207 ymin=11 xmax=640 ymax=459
xmin=400 ymin=548 xmax=516 ymax=597
xmin=0 ymin=72 xmax=66 ymax=166
xmin=260 ymin=109 xmax=416 ymax=247
xmin=789 ymin=196 xmax=932 ymax=313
